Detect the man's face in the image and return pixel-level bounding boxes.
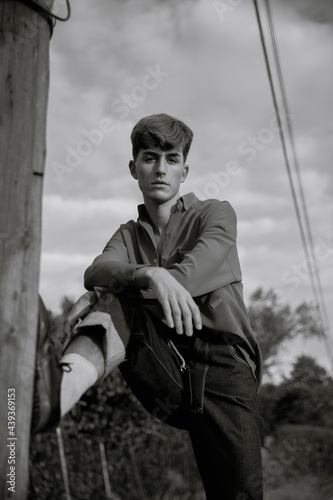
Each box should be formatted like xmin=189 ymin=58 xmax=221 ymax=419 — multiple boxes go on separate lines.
xmin=129 ymin=146 xmax=189 ymax=204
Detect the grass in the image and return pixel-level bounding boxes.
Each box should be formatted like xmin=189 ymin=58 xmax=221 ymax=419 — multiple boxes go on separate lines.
xmin=264 ymin=474 xmax=333 ymax=500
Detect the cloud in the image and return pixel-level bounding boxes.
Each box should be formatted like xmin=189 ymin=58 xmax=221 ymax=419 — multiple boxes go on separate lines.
xmin=42 ymin=194 xmax=140 ymax=255
xmin=39 ymin=0 xmax=333 ymax=373
xmin=278 ymin=0 xmax=333 ymax=25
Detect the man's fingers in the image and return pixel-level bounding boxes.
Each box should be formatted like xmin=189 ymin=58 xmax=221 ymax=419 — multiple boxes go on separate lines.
xmin=179 ymin=305 xmax=192 ymax=336
xmin=166 ymin=294 xmax=201 ymax=336
xmin=170 ymin=295 xmax=194 ymax=336
xmin=152 ymin=275 xmax=201 ymax=336
xmin=169 ymin=297 xmax=183 ymax=335
xmin=180 ymin=295 xmax=201 ymax=335
xmin=161 ymin=294 xmax=184 ymax=335
xmin=189 ymin=301 xmax=202 ymax=331
xmin=160 ymin=299 xmax=174 ymax=330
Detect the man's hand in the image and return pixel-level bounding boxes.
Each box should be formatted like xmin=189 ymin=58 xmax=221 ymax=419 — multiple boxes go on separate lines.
xmin=63 ymin=291 xmax=98 ymax=335
xmin=135 ymin=267 xmax=202 ymax=336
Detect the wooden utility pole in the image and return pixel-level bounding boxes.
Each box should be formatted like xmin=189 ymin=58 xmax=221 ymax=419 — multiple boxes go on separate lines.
xmin=0 ymin=1 xmax=54 ymax=498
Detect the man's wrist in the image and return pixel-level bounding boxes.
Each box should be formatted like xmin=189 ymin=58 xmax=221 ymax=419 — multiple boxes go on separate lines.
xmin=134 ymin=266 xmax=154 ymax=288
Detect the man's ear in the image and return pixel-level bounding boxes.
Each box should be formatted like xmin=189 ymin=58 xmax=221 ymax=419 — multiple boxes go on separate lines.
xmin=129 ymin=160 xmax=137 ymax=179
xmin=181 ymin=164 xmax=189 ymax=183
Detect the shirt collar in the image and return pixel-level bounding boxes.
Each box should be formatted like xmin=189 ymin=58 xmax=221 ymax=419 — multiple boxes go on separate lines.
xmin=180 ymin=192 xmax=198 ymax=210
xmin=137 ymin=192 xmax=198 ymax=221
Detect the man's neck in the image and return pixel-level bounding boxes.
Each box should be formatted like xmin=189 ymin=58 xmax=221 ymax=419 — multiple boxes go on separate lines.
xmin=143 ymin=194 xmax=180 ymax=235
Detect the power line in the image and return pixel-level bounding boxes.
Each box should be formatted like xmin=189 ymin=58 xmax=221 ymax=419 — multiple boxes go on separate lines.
xmin=262 ymin=0 xmax=332 ymax=357
xmin=252 ymin=0 xmax=333 ymax=370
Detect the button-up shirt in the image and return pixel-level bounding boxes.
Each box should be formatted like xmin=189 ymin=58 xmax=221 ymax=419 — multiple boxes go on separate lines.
xmin=84 ymin=193 xmax=242 ymax=298
xmin=84 ymin=192 xmax=262 ymax=384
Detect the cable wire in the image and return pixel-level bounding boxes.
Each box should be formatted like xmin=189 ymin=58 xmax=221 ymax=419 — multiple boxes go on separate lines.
xmin=263 ymin=0 xmax=333 ymax=367
xmin=15 ymin=0 xmax=71 ymax=36
xmin=38 ymin=0 xmax=71 ymax=22
xmin=252 ymin=0 xmax=333 ymax=370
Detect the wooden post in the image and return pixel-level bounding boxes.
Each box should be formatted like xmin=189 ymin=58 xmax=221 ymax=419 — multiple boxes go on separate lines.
xmin=128 ymin=446 xmax=146 ymax=499
xmin=99 ymin=441 xmax=112 ymax=500
xmin=56 ymin=428 xmax=71 ymax=500
xmin=0 ymin=1 xmax=54 ymax=498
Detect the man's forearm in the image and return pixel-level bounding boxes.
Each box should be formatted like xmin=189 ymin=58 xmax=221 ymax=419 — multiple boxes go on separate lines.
xmin=134 ymin=266 xmax=202 ymax=335
xmin=84 ymin=257 xmax=144 ymax=291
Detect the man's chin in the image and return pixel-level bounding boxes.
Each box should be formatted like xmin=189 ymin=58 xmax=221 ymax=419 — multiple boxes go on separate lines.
xmin=145 ymin=191 xmax=178 ymax=205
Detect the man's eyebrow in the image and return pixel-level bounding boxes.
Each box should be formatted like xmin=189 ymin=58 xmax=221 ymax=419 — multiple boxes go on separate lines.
xmin=142 ymin=150 xmax=158 ymax=155
xmin=141 ymin=150 xmax=182 ymax=157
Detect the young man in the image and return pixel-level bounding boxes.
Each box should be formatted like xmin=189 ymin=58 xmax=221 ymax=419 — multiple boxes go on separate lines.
xmin=33 ymin=113 xmax=264 ymax=499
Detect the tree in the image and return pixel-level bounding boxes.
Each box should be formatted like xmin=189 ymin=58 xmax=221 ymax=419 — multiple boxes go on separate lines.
xmin=248 ymin=288 xmax=322 ymax=375
xmin=286 ymin=354 xmax=331 ymax=389
xmin=273 ymin=355 xmax=333 ymax=428
xmin=259 ymin=355 xmax=333 ymax=433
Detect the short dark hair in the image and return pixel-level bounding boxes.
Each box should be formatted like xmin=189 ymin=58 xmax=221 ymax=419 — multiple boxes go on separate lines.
xmin=131 ymin=113 xmax=193 ymax=161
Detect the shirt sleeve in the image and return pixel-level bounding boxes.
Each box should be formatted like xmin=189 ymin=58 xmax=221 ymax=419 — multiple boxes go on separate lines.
xmin=84 ymin=228 xmax=148 ymax=292
xmin=166 ymin=201 xmax=241 ymax=297
xmin=84 ymin=201 xmax=241 ymax=299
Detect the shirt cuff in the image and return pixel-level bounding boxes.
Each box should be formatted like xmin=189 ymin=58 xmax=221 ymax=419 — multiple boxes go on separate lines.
xmin=133 ymin=265 xmax=152 ymax=289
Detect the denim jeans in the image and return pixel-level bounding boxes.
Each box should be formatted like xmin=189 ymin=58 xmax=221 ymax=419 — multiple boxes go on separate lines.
xmin=120 ymin=305 xmax=264 ymax=500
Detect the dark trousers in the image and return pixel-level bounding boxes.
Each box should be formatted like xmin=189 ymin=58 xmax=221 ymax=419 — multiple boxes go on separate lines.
xmin=120 ymin=307 xmax=264 ymax=500
xmin=187 ymin=335 xmax=263 ymax=499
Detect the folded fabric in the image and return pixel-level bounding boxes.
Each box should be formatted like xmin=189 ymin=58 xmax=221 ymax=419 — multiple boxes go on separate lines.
xmin=63 ymin=289 xmax=133 ymax=378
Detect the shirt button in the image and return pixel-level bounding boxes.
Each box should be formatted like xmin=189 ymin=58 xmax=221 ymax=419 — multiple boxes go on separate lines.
xmin=153 ymin=258 xmax=157 ymax=264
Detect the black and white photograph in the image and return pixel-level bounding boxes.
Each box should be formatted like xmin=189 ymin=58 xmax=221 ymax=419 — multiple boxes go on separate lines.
xmin=1 ymin=1 xmax=333 ymax=498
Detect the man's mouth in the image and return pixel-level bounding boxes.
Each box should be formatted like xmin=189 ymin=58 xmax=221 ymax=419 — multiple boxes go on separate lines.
xmin=151 ymin=180 xmax=169 ymax=185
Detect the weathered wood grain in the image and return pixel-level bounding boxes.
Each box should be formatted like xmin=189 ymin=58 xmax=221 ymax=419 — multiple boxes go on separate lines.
xmin=0 ymin=1 xmax=54 ymax=497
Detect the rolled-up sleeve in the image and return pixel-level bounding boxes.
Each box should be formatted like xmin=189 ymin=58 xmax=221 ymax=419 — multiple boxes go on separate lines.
xmin=167 ymin=202 xmax=241 ymax=297
xmin=84 ymin=228 xmax=147 ymax=292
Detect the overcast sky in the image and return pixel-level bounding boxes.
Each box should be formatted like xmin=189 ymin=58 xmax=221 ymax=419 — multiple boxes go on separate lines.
xmin=40 ymin=0 xmax=333 ymax=380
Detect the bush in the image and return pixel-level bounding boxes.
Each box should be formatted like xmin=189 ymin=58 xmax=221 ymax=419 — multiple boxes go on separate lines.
xmin=267 ymin=424 xmax=333 ymax=480
xmin=29 ymin=370 xmax=205 ymax=499
xmin=264 ymin=474 xmax=333 ymax=500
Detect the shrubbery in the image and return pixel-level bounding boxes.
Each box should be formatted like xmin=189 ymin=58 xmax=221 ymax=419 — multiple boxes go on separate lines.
xmin=262 ymin=424 xmax=333 ymax=498
xmin=29 ymin=370 xmax=205 ymax=500
xmin=271 ymin=424 xmax=333 ymax=479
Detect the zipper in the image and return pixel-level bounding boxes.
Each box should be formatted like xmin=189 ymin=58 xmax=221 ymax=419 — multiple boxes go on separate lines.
xmin=167 ymin=339 xmax=187 ymax=373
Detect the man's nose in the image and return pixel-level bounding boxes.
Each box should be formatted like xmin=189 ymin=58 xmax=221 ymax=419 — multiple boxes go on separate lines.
xmin=154 ymin=157 xmax=167 ymax=175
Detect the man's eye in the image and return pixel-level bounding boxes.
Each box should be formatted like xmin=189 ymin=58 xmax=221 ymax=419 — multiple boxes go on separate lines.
xmin=167 ymin=158 xmax=178 ymax=164
xmin=145 ymin=157 xmax=155 ymax=162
